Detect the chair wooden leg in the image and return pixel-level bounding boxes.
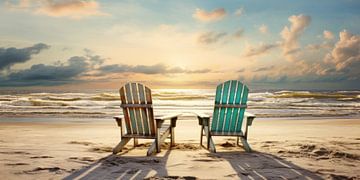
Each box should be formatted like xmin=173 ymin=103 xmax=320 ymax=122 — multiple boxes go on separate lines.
xmin=203 ymin=126 xmax=216 ymax=152
xmin=113 ymin=137 xmax=131 ymax=154
xmin=208 ymin=135 xmax=216 ymax=153
xmin=203 ymin=126 xmax=210 ymax=149
xmin=240 ymin=137 xmax=252 ymax=152
xmin=200 ymin=126 xmax=204 ymax=146
xmin=236 ymin=137 xmax=240 ymax=146
xmin=134 ymin=138 xmax=138 ymax=147
xmin=156 ymin=128 xmax=161 ymax=153
xmin=147 ymin=127 xmax=171 ymax=156
xmin=170 ymin=127 xmax=175 ymax=147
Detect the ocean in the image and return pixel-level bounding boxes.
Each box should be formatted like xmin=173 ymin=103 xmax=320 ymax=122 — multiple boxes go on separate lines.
xmin=0 ymin=89 xmax=359 ymax=120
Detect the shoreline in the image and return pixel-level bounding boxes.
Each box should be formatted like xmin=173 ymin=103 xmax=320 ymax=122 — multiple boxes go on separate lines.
xmin=0 ymin=115 xmax=359 ymax=123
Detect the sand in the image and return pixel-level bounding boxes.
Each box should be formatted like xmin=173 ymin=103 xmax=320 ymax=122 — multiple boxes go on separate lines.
xmin=0 ymin=117 xmax=359 ymax=180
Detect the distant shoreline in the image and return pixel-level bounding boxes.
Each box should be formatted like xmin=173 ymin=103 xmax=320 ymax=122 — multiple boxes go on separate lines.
xmin=1 ymin=115 xmax=359 ymax=123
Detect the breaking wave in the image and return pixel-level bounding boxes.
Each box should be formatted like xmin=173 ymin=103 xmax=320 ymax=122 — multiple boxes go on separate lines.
xmin=270 ymin=91 xmax=358 ymax=99
xmin=0 ymin=89 xmax=359 ymax=119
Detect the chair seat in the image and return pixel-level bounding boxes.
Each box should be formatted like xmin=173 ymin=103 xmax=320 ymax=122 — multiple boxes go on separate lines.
xmin=123 ymin=124 xmax=171 ymax=139
xmin=210 ymin=131 xmax=243 ymax=136
xmin=122 ymin=134 xmax=156 ymax=139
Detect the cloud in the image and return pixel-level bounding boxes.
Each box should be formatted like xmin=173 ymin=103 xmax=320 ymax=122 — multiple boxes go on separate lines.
xmin=324 ymin=30 xmax=360 ymax=75
xmin=280 ymin=14 xmax=311 ymax=58
xmin=253 ymin=66 xmax=275 ymax=72
xmin=306 ymin=42 xmax=333 ymax=51
xmin=234 ymin=7 xmax=244 ymax=16
xmin=0 ymin=56 xmax=90 ymax=86
xmin=0 ymin=42 xmax=214 ymax=86
xmin=193 ymin=8 xmax=226 ymax=22
xmin=238 ymin=30 xmax=359 ymax=86
xmin=259 ymin=24 xmax=268 ymax=34
xmin=237 ymin=68 xmax=245 ymax=72
xmin=98 ymin=63 xmax=211 ymax=75
xmin=249 ymin=75 xmax=288 ymax=84
xmin=323 ymin=30 xmax=334 ymax=40
xmin=6 ymin=0 xmax=107 ymax=19
xmin=198 ymin=31 xmax=227 ymax=44
xmin=0 ymin=43 xmax=50 ymax=71
xmin=243 ymin=43 xmax=279 ymax=57
xmin=233 ymin=29 xmax=244 ymax=38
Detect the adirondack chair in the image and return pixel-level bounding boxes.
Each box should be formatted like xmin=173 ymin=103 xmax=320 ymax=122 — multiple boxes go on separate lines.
xmin=113 ymin=82 xmax=179 ymax=156
xmin=197 ymin=80 xmax=255 ymax=153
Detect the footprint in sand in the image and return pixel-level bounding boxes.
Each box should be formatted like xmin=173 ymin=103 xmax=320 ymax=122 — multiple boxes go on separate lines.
xmin=192 ymin=158 xmax=222 ymax=162
xmin=68 ymin=141 xmax=94 ymax=146
xmin=21 ymin=167 xmax=70 ymax=174
xmin=88 ymin=146 xmax=113 ymax=153
xmin=0 ymin=151 xmax=31 ymax=155
xmin=30 ymin=155 xmax=54 ymax=159
xmin=145 ymin=176 xmax=197 ymax=180
xmin=6 ymin=162 xmax=30 ymax=166
xmin=68 ymin=157 xmax=96 ymax=163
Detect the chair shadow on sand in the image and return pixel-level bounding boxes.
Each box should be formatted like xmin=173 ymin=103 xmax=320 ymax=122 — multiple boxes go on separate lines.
xmin=64 ymin=146 xmax=322 ymax=180
xmin=64 ymin=148 xmax=173 ymax=180
xmin=213 ymin=150 xmax=321 ymax=179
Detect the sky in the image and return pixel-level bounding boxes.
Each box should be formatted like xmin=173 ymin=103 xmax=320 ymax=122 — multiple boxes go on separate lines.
xmin=0 ymin=0 xmax=359 ymax=90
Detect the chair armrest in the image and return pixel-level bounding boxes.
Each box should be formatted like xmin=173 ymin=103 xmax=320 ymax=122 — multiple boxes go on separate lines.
xmin=195 ymin=112 xmax=211 ymax=119
xmin=192 ymin=112 xmax=211 ymax=126
xmin=244 ymin=112 xmax=255 ymax=118
xmin=155 ymin=113 xmax=181 ymax=128
xmin=113 ymin=116 xmax=123 ymax=127
xmin=244 ymin=112 xmax=256 ymax=126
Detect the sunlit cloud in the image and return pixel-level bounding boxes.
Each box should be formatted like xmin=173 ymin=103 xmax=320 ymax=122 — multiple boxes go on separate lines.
xmin=193 ymin=8 xmax=226 ymax=22
xmin=234 ymin=7 xmax=244 ymax=16
xmin=306 ymin=42 xmax=333 ymax=51
xmin=280 ymin=14 xmax=311 ymax=61
xmin=6 ymin=0 xmax=108 ymax=19
xmin=323 ymin=30 xmax=334 ymax=40
xmin=259 ymin=24 xmax=268 ymax=34
xmin=98 ymin=63 xmax=211 ymax=75
xmin=324 ymin=30 xmax=360 ymax=74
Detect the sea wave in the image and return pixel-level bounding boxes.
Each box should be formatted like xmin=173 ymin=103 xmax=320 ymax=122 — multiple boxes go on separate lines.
xmin=30 ymin=99 xmax=69 ymax=106
xmin=47 ymin=96 xmax=82 ymax=101
xmin=0 ymin=89 xmax=359 ymax=119
xmin=153 ymin=95 xmax=212 ymax=100
xmin=270 ymin=91 xmax=356 ymax=99
xmin=89 ymin=93 xmax=119 ymax=101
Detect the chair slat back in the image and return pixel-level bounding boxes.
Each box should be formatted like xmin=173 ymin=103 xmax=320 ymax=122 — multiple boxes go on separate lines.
xmin=119 ymin=83 xmax=156 ymax=136
xmin=211 ymin=80 xmax=249 ymax=134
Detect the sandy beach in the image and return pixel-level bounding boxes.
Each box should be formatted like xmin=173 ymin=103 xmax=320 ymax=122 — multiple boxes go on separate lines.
xmin=0 ymin=117 xmax=359 ymax=180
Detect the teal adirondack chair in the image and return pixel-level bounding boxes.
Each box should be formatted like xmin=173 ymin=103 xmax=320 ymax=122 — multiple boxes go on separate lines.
xmin=197 ymin=80 xmax=256 ymax=152
xmin=113 ymin=82 xmax=179 ymax=156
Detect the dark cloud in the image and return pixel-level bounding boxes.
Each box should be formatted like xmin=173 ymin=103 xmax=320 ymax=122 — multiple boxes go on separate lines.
xmin=98 ymin=63 xmax=211 ymax=74
xmin=8 ymin=56 xmax=89 ymax=81
xmin=198 ymin=31 xmax=227 ymax=44
xmin=0 ymin=43 xmax=50 ymax=70
xmin=0 ymin=56 xmax=90 ymax=86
